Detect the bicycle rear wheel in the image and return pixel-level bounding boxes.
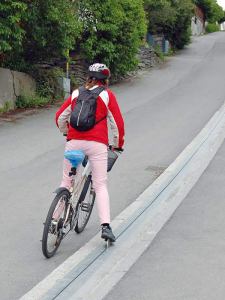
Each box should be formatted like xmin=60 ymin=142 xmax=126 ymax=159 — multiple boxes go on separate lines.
xmin=42 ymin=189 xmax=70 ymax=258
xmin=75 ymin=175 xmax=95 ymax=233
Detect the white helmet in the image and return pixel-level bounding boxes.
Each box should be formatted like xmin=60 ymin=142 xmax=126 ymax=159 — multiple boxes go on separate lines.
xmin=88 ymin=63 xmax=110 ymax=80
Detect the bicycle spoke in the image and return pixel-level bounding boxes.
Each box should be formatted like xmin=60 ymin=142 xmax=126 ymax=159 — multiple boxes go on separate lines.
xmin=42 ymin=191 xmax=70 ymax=258
xmin=75 ymin=177 xmax=95 ymax=233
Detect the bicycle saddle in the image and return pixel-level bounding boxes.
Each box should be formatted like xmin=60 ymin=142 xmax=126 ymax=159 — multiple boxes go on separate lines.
xmin=64 ymin=150 xmax=85 ymax=168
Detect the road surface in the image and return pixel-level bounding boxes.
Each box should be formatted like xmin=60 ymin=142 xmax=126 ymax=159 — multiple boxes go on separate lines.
xmin=104 ymin=139 xmax=225 ymax=300
xmin=0 ymin=32 xmax=225 ymax=299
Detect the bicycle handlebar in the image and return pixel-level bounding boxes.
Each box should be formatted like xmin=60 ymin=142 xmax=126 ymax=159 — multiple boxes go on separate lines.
xmin=109 ymin=145 xmax=124 ymax=153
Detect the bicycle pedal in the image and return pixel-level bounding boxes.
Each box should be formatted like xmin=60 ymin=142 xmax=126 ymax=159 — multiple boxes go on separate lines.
xmin=81 ymin=202 xmax=90 ymax=212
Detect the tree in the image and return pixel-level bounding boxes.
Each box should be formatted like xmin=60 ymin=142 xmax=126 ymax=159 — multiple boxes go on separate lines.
xmin=144 ymin=0 xmax=176 ymax=34
xmin=144 ymin=0 xmax=194 ymax=49
xmin=0 ymin=1 xmax=27 ymax=55
xmin=194 ymin=0 xmax=224 ymax=22
xmin=78 ymin=0 xmax=147 ymax=76
xmin=22 ymin=0 xmax=81 ymax=63
xmin=168 ymin=0 xmax=194 ymax=49
xmin=218 ymin=10 xmax=225 ymax=24
xmin=209 ymin=1 xmax=224 ymax=23
xmin=1 ymin=0 xmax=82 ymax=69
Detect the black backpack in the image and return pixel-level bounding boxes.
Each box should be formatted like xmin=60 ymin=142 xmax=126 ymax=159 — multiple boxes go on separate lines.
xmin=70 ymin=86 xmax=106 ymax=131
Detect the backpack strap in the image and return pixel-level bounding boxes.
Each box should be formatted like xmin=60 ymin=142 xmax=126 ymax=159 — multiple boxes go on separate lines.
xmin=91 ymin=86 xmax=107 ymax=125
xmin=77 ymin=86 xmax=87 ymax=97
xmin=76 ymin=86 xmax=107 ymax=125
xmin=79 ymin=86 xmax=86 ymax=92
xmin=90 ymin=86 xmax=105 ymax=96
xmin=77 ymin=86 xmax=104 ymax=98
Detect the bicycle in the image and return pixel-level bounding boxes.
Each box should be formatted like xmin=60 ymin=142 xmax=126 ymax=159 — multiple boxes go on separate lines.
xmin=42 ymin=146 xmax=122 ymax=258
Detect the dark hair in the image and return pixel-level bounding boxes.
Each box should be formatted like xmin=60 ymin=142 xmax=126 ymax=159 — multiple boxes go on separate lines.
xmin=86 ymin=76 xmax=108 ymax=86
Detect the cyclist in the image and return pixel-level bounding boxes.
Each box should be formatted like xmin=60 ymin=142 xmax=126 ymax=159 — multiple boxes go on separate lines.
xmin=55 ymin=63 xmax=125 ymax=242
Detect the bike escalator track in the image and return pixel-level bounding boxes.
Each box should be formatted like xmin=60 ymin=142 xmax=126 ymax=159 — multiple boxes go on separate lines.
xmin=20 ymin=102 xmax=225 ymax=300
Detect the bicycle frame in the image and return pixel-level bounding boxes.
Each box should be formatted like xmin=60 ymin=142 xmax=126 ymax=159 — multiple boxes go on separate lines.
xmin=62 ymin=159 xmax=92 ymax=230
xmin=70 ymin=160 xmax=91 ymax=202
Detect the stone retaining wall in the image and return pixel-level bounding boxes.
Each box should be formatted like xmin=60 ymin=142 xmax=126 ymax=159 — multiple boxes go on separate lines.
xmin=69 ymin=46 xmax=159 ymax=87
xmin=0 ymin=47 xmax=158 ymax=110
xmin=0 ymin=67 xmax=36 ymax=109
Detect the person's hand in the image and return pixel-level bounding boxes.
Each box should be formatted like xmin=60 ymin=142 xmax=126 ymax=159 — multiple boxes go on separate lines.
xmin=109 ymin=145 xmax=124 ymax=152
xmin=114 ymin=147 xmax=124 ymax=152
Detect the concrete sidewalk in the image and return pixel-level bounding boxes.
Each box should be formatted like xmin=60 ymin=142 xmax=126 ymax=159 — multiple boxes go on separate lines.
xmin=104 ymin=140 xmax=225 ymax=300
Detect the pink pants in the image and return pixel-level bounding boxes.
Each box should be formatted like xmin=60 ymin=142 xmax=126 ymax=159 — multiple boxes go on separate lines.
xmin=60 ymin=140 xmax=110 ymax=224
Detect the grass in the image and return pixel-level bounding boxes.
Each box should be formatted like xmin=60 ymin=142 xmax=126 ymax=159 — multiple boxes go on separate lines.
xmin=15 ymin=94 xmax=50 ymax=109
xmin=206 ymin=23 xmax=220 ymax=33
xmin=0 ymin=101 xmax=14 ymax=114
xmin=154 ymin=45 xmax=165 ymax=61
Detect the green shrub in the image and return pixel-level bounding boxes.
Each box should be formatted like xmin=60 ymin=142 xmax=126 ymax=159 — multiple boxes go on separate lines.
xmin=167 ymin=0 xmax=193 ymax=50
xmin=0 ymin=102 xmax=13 ymax=114
xmin=16 ymin=94 xmax=50 ymax=109
xmin=164 ymin=47 xmax=175 ymax=57
xmin=78 ymin=0 xmax=147 ymax=76
xmin=31 ymin=67 xmax=65 ymax=100
xmin=1 ymin=0 xmax=81 ymax=70
xmin=194 ymin=0 xmax=224 ymax=23
xmin=144 ymin=0 xmax=193 ymax=50
xmin=206 ymin=23 xmax=220 ymax=33
xmin=144 ymin=0 xmax=176 ymax=35
xmin=154 ymin=45 xmax=165 ymax=60
xmin=0 ymin=1 xmax=27 ymax=54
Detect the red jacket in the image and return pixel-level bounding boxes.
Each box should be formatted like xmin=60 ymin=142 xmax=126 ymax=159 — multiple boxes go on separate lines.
xmin=55 ymin=85 xmax=125 ymax=148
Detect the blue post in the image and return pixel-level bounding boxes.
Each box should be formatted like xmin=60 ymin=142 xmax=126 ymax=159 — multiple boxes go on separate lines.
xmin=147 ymin=33 xmax=154 ymax=46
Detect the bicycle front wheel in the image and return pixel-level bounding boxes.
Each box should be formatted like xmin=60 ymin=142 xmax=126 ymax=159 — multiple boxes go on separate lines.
xmin=42 ymin=189 xmax=70 ymax=258
xmin=75 ymin=175 xmax=95 ymax=233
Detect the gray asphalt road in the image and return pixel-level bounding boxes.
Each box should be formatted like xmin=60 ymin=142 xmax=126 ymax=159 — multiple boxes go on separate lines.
xmin=0 ymin=32 xmax=225 ymax=300
xmin=104 ymin=136 xmax=225 ymax=300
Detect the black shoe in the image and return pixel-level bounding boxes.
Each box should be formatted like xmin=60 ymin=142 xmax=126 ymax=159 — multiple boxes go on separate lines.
xmin=101 ymin=225 xmax=116 ymax=242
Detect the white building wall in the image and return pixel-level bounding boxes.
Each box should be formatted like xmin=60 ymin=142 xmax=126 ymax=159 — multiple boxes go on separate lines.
xmin=191 ymin=16 xmax=204 ymax=35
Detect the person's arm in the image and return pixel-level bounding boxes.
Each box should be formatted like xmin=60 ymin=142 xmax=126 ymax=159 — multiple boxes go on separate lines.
xmin=55 ymin=89 xmax=79 ymax=134
xmin=107 ymin=90 xmax=125 ymax=149
xmin=55 ymin=96 xmax=72 ymax=134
